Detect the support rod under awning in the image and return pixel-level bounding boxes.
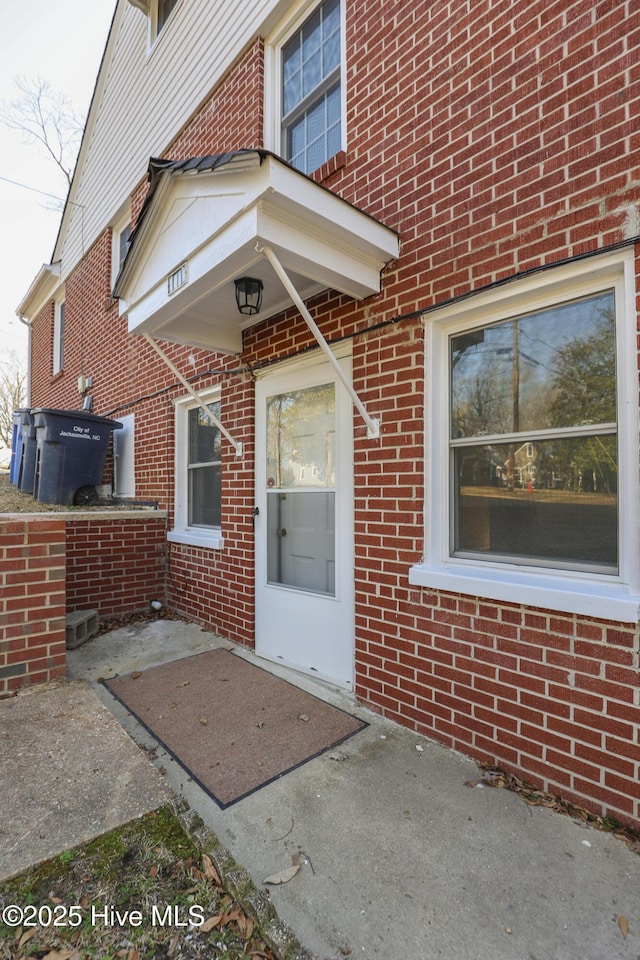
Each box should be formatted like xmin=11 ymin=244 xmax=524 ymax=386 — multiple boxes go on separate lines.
xmin=143 ymin=334 xmax=243 ymax=457
xmin=259 ymin=243 xmax=381 ymax=439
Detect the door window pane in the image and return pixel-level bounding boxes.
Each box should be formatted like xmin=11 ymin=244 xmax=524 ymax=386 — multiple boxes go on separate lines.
xmin=266 ymin=383 xmax=336 ymax=594
xmin=266 ymin=383 xmax=335 ymax=489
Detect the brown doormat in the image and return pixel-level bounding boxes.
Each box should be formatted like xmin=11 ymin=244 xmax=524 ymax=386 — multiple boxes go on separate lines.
xmin=103 ymin=648 xmax=367 ymax=808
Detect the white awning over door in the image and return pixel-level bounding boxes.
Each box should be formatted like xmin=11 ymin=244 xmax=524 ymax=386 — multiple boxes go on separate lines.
xmin=114 ymin=150 xmax=399 ymax=355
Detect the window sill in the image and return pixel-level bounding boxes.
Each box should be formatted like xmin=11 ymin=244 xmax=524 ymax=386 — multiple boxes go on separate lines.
xmin=408 ymin=561 xmax=640 ymax=623
xmin=167 ymin=529 xmax=224 ymax=550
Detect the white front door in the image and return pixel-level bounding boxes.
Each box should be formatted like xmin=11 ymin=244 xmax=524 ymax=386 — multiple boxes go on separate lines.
xmin=255 ymin=357 xmax=354 ymax=689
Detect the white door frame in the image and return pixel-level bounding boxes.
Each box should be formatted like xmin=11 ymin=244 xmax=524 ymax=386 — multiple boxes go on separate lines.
xmin=254 ymin=350 xmax=355 ymax=689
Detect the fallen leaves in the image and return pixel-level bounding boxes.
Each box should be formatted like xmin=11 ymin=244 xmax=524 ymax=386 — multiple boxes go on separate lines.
xmin=618 ymin=915 xmax=629 ymax=938
xmin=476 ymin=764 xmax=640 ymax=853
xmin=0 ymin=808 xmax=277 ymax=960
xmin=263 ymin=863 xmax=301 ymax=885
xmin=202 ymin=852 xmax=221 ymax=885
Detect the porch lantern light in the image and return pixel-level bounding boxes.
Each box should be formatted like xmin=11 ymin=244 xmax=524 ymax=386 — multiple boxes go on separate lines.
xmin=234 ymin=277 xmax=263 ymax=316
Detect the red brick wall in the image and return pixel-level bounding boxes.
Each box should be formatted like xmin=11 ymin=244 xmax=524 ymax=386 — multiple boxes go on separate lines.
xmin=166 ymin=374 xmax=255 ymax=644
xmin=0 ymin=518 xmax=67 ymax=696
xmin=358 ymin=589 xmax=640 ymax=823
xmin=66 ymin=514 xmax=167 ymax=617
xmin=28 ymin=1 xmax=640 ymax=825
xmin=166 ymin=38 xmax=264 ymax=158
xmin=30 ymin=302 xmax=55 ymax=403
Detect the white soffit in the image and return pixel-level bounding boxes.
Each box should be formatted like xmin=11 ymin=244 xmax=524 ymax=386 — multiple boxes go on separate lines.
xmin=115 ymin=152 xmax=399 ymax=354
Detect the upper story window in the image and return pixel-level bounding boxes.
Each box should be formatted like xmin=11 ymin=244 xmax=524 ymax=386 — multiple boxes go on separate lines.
xmin=410 ymin=250 xmax=640 ymax=622
xmin=112 ymin=212 xmax=132 ymax=288
xmin=274 ymin=0 xmax=343 ymax=175
xmin=53 ymin=297 xmax=65 ymax=375
xmin=157 ymin=0 xmax=178 ymax=34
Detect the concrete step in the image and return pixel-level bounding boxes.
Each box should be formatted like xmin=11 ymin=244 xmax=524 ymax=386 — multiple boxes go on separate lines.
xmin=66 ymin=609 xmax=99 ymax=649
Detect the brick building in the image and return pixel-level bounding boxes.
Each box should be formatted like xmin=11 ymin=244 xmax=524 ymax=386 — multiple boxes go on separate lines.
xmin=18 ymin=0 xmax=640 ymax=825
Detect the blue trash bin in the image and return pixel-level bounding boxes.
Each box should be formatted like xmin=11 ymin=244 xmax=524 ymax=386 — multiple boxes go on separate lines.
xmin=9 ymin=409 xmax=29 ymax=485
xmin=18 ymin=410 xmax=37 ymax=495
xmin=32 ymin=408 xmax=123 ymax=506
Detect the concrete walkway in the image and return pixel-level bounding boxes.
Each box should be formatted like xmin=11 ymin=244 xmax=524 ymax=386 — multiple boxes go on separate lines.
xmin=3 ymin=618 xmax=640 ymax=959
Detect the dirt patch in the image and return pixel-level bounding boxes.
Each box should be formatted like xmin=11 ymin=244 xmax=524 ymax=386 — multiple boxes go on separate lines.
xmin=0 ymin=472 xmax=156 ymax=513
xmin=0 ymin=471 xmax=70 ymax=513
xmin=0 ymin=806 xmax=282 ymax=960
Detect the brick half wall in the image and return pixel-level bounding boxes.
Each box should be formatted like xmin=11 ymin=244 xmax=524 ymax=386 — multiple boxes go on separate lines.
xmin=0 ymin=517 xmax=67 ymax=696
xmin=65 ymin=511 xmax=168 ymax=618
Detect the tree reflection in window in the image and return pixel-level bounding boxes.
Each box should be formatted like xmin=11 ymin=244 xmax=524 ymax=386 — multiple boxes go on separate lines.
xmin=450 ymin=292 xmax=618 ymax=570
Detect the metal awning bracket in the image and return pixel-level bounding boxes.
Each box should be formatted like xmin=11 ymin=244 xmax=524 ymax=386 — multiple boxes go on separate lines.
xmin=258 ymin=243 xmax=381 ymax=440
xmin=143 ymin=334 xmax=243 ymax=457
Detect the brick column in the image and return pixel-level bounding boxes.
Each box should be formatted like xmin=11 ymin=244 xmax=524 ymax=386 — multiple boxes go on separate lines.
xmin=0 ymin=517 xmax=67 ymax=696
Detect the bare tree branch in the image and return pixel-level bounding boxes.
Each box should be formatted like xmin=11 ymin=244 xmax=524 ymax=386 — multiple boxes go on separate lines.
xmin=0 ymin=76 xmax=84 ymax=191
xmin=0 ymin=353 xmax=28 ymax=449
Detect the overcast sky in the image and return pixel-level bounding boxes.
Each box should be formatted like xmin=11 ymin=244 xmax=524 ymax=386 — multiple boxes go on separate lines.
xmin=0 ymin=0 xmax=115 ymax=365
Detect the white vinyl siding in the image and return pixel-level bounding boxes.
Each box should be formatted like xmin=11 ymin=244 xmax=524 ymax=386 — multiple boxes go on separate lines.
xmin=56 ymin=0 xmax=282 ymax=279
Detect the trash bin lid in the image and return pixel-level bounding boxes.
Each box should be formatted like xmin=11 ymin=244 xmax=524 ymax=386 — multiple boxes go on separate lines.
xmin=30 ymin=408 xmax=123 ymax=429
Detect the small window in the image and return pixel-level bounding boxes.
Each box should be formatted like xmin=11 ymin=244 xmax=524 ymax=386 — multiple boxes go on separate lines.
xmin=118 ymin=222 xmax=131 ymax=270
xmin=53 ymin=298 xmax=65 ymax=374
xmin=157 ymin=0 xmax=178 ymax=33
xmin=111 ymin=212 xmax=132 ymax=288
xmin=168 ymin=391 xmax=223 ymax=549
xmin=281 ymin=0 xmax=342 ymax=174
xmin=149 ymin=0 xmax=179 ymax=43
xmin=188 ymin=403 xmax=222 ymax=527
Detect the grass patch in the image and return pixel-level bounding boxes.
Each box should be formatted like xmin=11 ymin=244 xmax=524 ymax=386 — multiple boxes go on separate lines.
xmin=0 ymin=807 xmax=276 ymax=959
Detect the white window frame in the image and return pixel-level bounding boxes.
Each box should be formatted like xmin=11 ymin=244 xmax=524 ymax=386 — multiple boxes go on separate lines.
xmin=410 ymin=249 xmax=640 ymax=621
xmin=143 ymin=0 xmax=181 ymax=52
xmin=168 ymin=388 xmax=224 ymax=550
xmin=53 ymin=295 xmax=65 ymax=375
xmin=113 ymin=413 xmax=136 ymax=498
xmin=264 ymin=0 xmax=346 ymax=171
xmin=111 ymin=209 xmax=132 ymax=289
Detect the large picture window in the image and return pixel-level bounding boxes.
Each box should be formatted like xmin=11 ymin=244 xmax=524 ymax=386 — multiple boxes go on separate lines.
xmin=281 ymin=0 xmax=342 ymax=174
xmin=450 ymin=292 xmax=617 ymax=572
xmin=410 ymin=250 xmax=640 ymax=621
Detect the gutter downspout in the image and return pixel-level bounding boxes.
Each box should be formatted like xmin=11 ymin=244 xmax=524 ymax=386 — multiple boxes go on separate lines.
xmin=143 ymin=334 xmax=243 ymax=457
xmin=258 ymin=243 xmax=381 ymax=439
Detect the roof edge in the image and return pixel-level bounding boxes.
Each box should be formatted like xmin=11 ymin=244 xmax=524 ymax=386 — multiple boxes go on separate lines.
xmin=16 ymin=262 xmax=62 ymax=321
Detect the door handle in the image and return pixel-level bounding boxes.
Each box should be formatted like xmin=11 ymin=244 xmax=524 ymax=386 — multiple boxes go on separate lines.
xmin=276 ymin=528 xmax=287 ymax=537
xmin=251 ymin=506 xmax=259 ymax=528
